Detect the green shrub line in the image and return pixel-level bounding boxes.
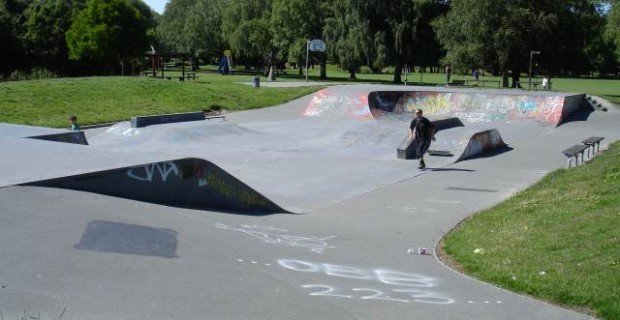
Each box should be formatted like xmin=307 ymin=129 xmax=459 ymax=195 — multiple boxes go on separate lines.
xmin=440 ymin=141 xmax=620 ymax=319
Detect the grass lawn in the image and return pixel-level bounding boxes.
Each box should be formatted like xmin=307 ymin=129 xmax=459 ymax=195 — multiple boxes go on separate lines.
xmin=440 ymin=141 xmax=620 ymax=319
xmin=1 ymin=64 xmax=619 ymax=128
xmin=290 ymin=65 xmax=620 ymax=104
xmin=0 ymin=72 xmax=320 ymax=128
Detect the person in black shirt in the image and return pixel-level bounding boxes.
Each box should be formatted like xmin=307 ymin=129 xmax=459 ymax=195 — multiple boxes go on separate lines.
xmin=408 ymin=109 xmax=435 ymax=169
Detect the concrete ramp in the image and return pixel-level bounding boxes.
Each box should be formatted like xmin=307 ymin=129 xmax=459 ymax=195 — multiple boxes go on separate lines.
xmin=24 ymin=158 xmax=287 ymax=214
xmin=304 ymin=86 xmax=584 ymax=126
xmin=455 ymin=129 xmax=506 ymax=161
xmin=397 ymin=127 xmax=506 ymax=161
xmin=28 ymin=131 xmax=89 ymax=145
xmin=368 ymin=91 xmax=583 ymax=126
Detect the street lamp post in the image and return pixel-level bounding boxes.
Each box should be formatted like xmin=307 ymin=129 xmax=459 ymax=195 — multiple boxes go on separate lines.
xmin=305 ymin=40 xmax=310 ymax=82
xmin=529 ymin=50 xmax=541 ymax=90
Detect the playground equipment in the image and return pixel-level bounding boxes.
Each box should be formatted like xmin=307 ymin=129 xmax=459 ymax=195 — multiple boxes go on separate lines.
xmin=143 ymin=52 xmax=195 ymax=81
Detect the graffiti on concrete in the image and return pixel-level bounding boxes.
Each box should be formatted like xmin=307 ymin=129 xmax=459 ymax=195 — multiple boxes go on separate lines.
xmin=304 ymin=88 xmax=372 ymax=120
xmin=127 ymin=161 xmax=180 ymax=182
xmin=277 ymin=259 xmax=454 ymax=304
xmin=365 ymin=91 xmax=569 ymax=125
xmin=28 ymin=158 xmax=284 ymax=213
xmin=215 ymin=223 xmax=335 ymax=253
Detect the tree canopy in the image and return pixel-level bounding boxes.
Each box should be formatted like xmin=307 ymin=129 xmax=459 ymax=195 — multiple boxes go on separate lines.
xmin=1 ymin=0 xmax=618 ymax=79
xmin=66 ymin=0 xmax=152 ymax=69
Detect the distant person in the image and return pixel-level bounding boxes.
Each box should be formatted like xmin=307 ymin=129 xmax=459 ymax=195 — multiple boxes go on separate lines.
xmin=473 ymin=69 xmax=480 ymax=83
xmin=408 ymin=109 xmax=436 ymax=169
xmin=542 ymin=76 xmax=549 ymax=90
xmin=445 ymin=65 xmax=452 ymax=84
xmin=69 ymin=115 xmax=80 ymax=131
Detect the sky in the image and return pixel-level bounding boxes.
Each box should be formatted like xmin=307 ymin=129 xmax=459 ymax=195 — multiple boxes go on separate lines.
xmin=143 ymin=0 xmax=169 ymax=14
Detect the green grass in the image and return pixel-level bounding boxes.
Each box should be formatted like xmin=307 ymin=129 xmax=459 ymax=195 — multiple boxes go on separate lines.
xmin=1 ymin=64 xmax=619 ymax=128
xmin=441 ymin=141 xmax=620 ymax=319
xmin=0 ymin=72 xmax=320 ymax=128
xmin=290 ymin=65 xmax=620 ymax=104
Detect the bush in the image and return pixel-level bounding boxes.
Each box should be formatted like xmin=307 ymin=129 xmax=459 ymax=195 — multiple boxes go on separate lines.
xmin=8 ymin=70 xmax=29 ymax=81
xmin=381 ymin=66 xmax=395 ymax=74
xmin=29 ymin=68 xmax=57 ymax=80
xmin=359 ymin=66 xmax=372 ymax=74
xmin=7 ymin=68 xmax=57 ymax=81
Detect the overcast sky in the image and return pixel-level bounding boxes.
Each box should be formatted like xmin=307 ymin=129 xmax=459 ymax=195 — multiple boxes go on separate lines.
xmin=144 ymin=0 xmax=169 ymax=14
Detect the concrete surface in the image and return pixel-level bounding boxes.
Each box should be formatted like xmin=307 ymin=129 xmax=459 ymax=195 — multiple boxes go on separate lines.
xmin=1 ymin=84 xmax=619 ymax=320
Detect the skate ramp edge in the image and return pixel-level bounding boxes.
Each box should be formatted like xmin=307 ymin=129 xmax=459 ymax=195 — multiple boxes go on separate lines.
xmin=23 ymin=158 xmax=288 ymax=214
xmin=28 ymin=131 xmax=89 ymax=145
xmin=368 ymin=91 xmax=585 ymax=126
xmin=131 ymin=111 xmax=206 ymax=128
xmin=456 ymin=129 xmax=507 ymax=161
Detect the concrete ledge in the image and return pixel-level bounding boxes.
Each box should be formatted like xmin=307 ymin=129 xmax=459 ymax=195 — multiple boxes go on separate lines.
xmin=131 ymin=111 xmax=206 ymax=128
xmin=28 ymin=131 xmax=89 ymax=145
xmin=433 ymin=117 xmax=465 ymax=132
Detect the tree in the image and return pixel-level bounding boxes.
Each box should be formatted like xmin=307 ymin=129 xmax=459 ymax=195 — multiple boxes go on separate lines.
xmin=0 ymin=0 xmax=31 ymax=76
xmin=323 ymin=0 xmax=366 ymax=79
xmin=270 ymin=0 xmax=327 ymax=78
xmin=221 ymin=0 xmax=272 ymax=69
xmin=22 ymin=0 xmax=76 ymax=73
xmin=608 ymin=0 xmax=620 ymax=62
xmin=156 ymin=0 xmax=224 ymax=66
xmin=434 ymin=0 xmax=615 ymax=83
xmin=66 ymin=0 xmax=152 ymax=72
xmin=434 ymin=0 xmax=568 ymax=86
xmin=357 ymin=0 xmax=447 ymax=83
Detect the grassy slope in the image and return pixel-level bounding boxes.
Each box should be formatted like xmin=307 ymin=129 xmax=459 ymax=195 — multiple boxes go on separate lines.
xmin=0 ymin=73 xmax=319 ymax=128
xmin=441 ymin=141 xmax=620 ymax=319
xmin=1 ymin=65 xmax=619 ymax=128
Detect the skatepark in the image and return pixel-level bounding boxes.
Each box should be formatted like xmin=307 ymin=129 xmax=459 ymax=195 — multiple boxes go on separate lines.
xmin=1 ymin=84 xmax=618 ymax=319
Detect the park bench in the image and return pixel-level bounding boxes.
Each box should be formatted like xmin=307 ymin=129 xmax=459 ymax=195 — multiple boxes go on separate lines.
xmin=178 ymin=72 xmax=196 ymax=81
xmin=562 ymin=144 xmax=590 ymax=168
xmin=465 ymin=79 xmax=502 ymax=88
xmin=582 ymin=136 xmax=604 ymax=157
xmin=531 ymin=81 xmax=553 ymax=91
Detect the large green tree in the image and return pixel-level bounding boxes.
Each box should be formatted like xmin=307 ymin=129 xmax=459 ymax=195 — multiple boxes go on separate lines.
xmin=22 ymin=0 xmax=77 ymax=72
xmin=434 ymin=0 xmax=614 ymax=84
xmin=323 ymin=0 xmax=367 ymax=79
xmin=270 ymin=0 xmax=327 ymax=78
xmin=0 ymin=0 xmax=31 ymax=75
xmin=66 ymin=0 xmax=152 ymax=72
xmin=156 ymin=0 xmax=224 ymax=65
xmin=358 ymin=0 xmax=447 ymax=83
xmin=221 ymin=0 xmax=272 ymax=69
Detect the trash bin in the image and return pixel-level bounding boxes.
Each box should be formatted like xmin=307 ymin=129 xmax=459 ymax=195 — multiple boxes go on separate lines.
xmin=253 ymin=76 xmax=260 ymax=88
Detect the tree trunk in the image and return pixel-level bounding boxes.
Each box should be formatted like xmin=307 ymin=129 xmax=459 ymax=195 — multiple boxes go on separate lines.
xmin=502 ymin=72 xmax=509 ymax=88
xmin=393 ymin=62 xmax=402 ymax=84
xmin=298 ymin=64 xmax=303 ymax=76
xmin=511 ymin=68 xmax=521 ymax=88
xmin=348 ymin=67 xmax=356 ymax=80
xmin=319 ymin=53 xmax=327 ymax=80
